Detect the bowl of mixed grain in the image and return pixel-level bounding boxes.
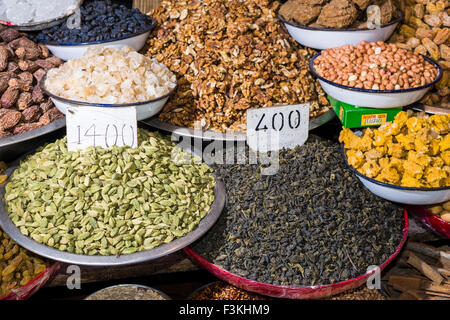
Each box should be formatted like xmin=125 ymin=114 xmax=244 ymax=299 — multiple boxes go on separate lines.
xmin=85 ymin=284 xmax=171 ymax=300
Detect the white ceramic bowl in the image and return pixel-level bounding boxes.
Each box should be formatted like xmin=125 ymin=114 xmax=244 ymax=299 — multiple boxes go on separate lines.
xmin=278 ymin=10 xmax=403 ymax=50
xmin=310 ymin=53 xmax=443 ymax=109
xmin=343 ymin=148 xmax=450 ymax=205
xmin=41 ymin=77 xmax=175 ymax=121
xmin=41 ymin=25 xmax=154 ymax=61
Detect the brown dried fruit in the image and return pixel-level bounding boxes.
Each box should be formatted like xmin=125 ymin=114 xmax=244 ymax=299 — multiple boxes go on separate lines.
xmin=441 ymin=44 xmax=450 ymax=61
xmin=0 ymin=29 xmax=20 ymax=43
xmin=433 ymin=28 xmax=450 ymax=45
xmin=18 ymin=72 xmax=33 ymax=84
xmin=21 ymin=105 xmax=42 ymax=122
xmin=0 ymin=76 xmax=8 ymax=94
xmin=38 ymin=107 xmax=63 ymax=125
xmin=18 ymin=60 xmax=39 ymax=73
xmin=0 ymin=109 xmax=21 ymax=130
xmin=15 ymin=47 xmax=41 ymax=61
xmin=33 ymin=68 xmax=46 ymax=83
xmin=38 ymin=43 xmax=49 ymax=59
xmin=17 ymin=92 xmax=32 ymax=110
xmin=7 ymin=61 xmax=18 ymax=73
xmin=31 ymin=85 xmax=44 ymax=103
xmin=0 ymin=46 xmax=9 ymax=71
xmin=1 ymin=87 xmax=19 ymax=108
xmin=8 ymin=78 xmax=31 ymax=92
xmin=39 ymin=100 xmax=54 ymax=113
xmin=13 ymin=122 xmax=42 ymax=135
xmin=424 ymin=14 xmax=443 ymax=27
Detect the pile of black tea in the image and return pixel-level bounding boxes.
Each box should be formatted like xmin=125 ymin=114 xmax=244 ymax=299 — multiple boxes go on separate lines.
xmin=193 ymin=135 xmax=405 ymax=286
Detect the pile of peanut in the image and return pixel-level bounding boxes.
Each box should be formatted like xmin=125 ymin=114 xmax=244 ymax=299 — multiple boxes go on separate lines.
xmin=147 ymin=0 xmax=330 ymax=132
xmin=0 ymin=25 xmax=64 ymax=138
xmin=390 ymin=0 xmax=449 ymax=107
xmin=427 ymin=201 xmax=450 ymax=222
xmin=313 ymin=41 xmax=439 ymax=90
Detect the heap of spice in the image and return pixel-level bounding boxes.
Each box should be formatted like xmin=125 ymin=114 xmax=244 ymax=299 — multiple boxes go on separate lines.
xmin=280 ymin=0 xmax=399 ymax=29
xmin=340 ymin=110 xmax=450 ymax=188
xmin=5 ymin=129 xmax=216 ymax=256
xmin=85 ymin=285 xmax=169 ymax=300
xmin=0 ymin=229 xmax=48 ymax=297
xmin=326 ymin=286 xmax=387 ymax=300
xmin=390 ymin=0 xmax=449 ymax=107
xmin=193 ymin=136 xmax=404 ymax=286
xmin=190 ymin=282 xmax=267 ymax=300
xmin=427 ymin=201 xmax=450 ymax=222
xmin=313 ymin=41 xmax=440 ymax=91
xmin=147 ymin=0 xmax=330 ymax=132
xmin=0 ymin=25 xmax=64 ymax=138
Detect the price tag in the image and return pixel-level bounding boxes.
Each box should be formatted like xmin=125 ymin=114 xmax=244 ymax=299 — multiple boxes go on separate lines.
xmin=246 ymin=104 xmax=309 ymax=152
xmin=66 ymin=106 xmax=138 ymax=152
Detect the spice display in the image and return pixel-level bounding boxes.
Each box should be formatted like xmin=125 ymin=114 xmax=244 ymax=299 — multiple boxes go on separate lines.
xmin=147 ymin=0 xmax=330 ymax=132
xmin=279 ymin=0 xmax=399 ymax=29
xmin=190 ymin=282 xmax=267 ymax=300
xmin=194 ymin=136 xmax=404 ymax=286
xmin=45 ymin=46 xmax=176 ymax=104
xmin=0 ymin=25 xmax=64 ymax=138
xmin=0 ymin=229 xmax=49 ymax=297
xmin=385 ymin=241 xmax=450 ymax=300
xmin=313 ymin=41 xmax=440 ymax=90
xmin=32 ymin=0 xmax=155 ymax=44
xmin=391 ymin=0 xmax=449 ymax=107
xmin=0 ymin=0 xmax=78 ymax=24
xmin=85 ymin=285 xmax=169 ymax=300
xmin=5 ymin=129 xmax=216 ymax=256
xmin=427 ymin=201 xmax=450 ymax=222
xmin=340 ymin=110 xmax=450 ymax=188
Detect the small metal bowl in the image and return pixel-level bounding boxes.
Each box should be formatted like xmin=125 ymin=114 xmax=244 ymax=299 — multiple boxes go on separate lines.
xmin=85 ymin=284 xmax=171 ymax=300
xmin=41 ymin=74 xmax=176 ymax=122
xmin=309 ymin=52 xmax=443 ymax=109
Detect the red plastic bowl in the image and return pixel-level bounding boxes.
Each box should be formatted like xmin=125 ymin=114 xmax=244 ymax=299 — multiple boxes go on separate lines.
xmin=0 ymin=262 xmax=61 ymax=300
xmin=185 ymin=209 xmax=409 ymax=300
xmin=406 ymin=205 xmax=450 ymax=239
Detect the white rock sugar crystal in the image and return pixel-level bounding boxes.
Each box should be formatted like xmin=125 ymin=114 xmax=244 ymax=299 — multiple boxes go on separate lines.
xmin=45 ymin=46 xmax=177 ymax=104
xmin=0 ymin=0 xmax=79 ymax=23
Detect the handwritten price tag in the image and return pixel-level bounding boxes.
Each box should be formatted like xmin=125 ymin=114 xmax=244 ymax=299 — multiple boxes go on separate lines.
xmin=246 ymin=104 xmax=309 ymax=152
xmin=66 ymin=107 xmax=138 ymax=152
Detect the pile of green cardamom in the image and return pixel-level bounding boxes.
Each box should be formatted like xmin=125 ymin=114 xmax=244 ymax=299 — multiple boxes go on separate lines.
xmin=4 ymin=130 xmax=216 ymax=256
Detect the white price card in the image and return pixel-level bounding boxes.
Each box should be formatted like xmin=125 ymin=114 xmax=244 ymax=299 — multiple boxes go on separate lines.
xmin=66 ymin=106 xmax=138 ymax=152
xmin=246 ymin=103 xmax=309 ymax=152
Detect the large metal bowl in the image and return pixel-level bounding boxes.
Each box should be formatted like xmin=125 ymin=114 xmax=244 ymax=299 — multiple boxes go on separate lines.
xmin=184 ymin=210 xmax=408 ymax=300
xmin=0 ymin=156 xmax=226 ymax=266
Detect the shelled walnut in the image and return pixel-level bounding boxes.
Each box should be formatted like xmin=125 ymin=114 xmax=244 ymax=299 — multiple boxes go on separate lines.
xmin=0 ymin=25 xmax=64 ymax=138
xmin=147 ymin=0 xmax=330 ymax=132
xmin=390 ymin=0 xmax=450 ymax=108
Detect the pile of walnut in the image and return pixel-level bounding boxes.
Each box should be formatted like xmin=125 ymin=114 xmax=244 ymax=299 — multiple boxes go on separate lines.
xmin=340 ymin=110 xmax=450 ymax=188
xmin=390 ymin=0 xmax=449 ymax=108
xmin=0 ymin=26 xmax=64 ymax=138
xmin=147 ymin=0 xmax=329 ymax=132
xmin=279 ymin=0 xmax=398 ymax=29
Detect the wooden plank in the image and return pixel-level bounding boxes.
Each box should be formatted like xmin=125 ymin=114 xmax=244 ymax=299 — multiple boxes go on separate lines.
xmin=133 ymin=0 xmax=161 ymax=13
xmin=48 ymin=251 xmax=199 ymax=287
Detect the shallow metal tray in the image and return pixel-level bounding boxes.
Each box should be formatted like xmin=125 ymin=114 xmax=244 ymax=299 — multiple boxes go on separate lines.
xmin=0 ymin=161 xmax=226 ymax=267
xmin=140 ymin=109 xmax=336 ymax=141
xmin=0 ymin=118 xmax=66 ymax=162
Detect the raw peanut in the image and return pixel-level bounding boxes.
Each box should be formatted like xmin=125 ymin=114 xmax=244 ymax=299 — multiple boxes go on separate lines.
xmin=441 ymin=212 xmax=450 ymax=222
xmin=17 ymin=92 xmax=32 ymax=110
xmin=0 ymin=46 xmax=9 ymax=71
xmin=433 ymin=28 xmax=450 ymax=44
xmin=1 ymin=87 xmax=19 ymax=108
xmin=0 ymin=109 xmax=21 ymax=130
xmin=21 ymin=105 xmax=42 ymax=122
xmin=18 ymin=60 xmax=39 ymax=73
xmin=443 ymin=201 xmax=450 ymax=211
xmin=0 ymin=28 xmax=19 ymax=43
xmin=429 ymin=205 xmax=443 ymax=215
